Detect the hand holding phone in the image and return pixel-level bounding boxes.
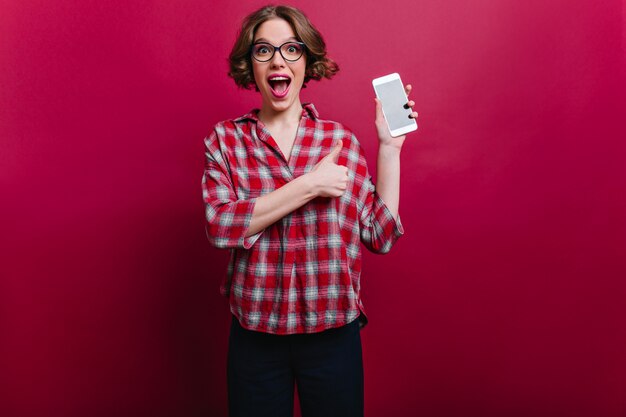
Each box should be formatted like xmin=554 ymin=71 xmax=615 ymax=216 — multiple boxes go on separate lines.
xmin=372 ymin=73 xmax=417 ymax=137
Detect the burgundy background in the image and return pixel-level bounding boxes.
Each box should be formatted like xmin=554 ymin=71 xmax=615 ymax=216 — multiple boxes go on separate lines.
xmin=2 ymin=0 xmax=625 ymax=416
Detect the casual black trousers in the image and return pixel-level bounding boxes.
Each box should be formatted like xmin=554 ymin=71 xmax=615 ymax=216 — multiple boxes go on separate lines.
xmin=227 ymin=316 xmax=364 ymax=417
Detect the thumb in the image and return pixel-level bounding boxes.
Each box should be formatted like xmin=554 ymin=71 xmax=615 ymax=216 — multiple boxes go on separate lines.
xmin=322 ymin=139 xmax=343 ymax=164
xmin=374 ymin=98 xmax=385 ymax=124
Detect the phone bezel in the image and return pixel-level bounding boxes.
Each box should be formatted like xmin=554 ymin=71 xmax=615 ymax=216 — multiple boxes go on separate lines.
xmin=372 ymin=73 xmax=417 ymax=137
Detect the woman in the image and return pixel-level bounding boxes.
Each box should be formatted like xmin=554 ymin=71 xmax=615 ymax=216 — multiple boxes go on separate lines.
xmin=202 ymin=5 xmax=417 ymax=417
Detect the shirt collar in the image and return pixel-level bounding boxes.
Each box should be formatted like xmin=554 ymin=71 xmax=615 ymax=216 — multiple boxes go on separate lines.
xmin=234 ymin=103 xmax=319 ymax=123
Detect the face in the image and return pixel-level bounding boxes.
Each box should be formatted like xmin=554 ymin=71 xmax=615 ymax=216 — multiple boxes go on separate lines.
xmin=252 ymin=18 xmax=306 ymax=115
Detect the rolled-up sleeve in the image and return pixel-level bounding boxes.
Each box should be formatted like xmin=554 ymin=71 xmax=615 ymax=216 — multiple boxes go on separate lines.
xmin=202 ymin=130 xmax=262 ymax=249
xmin=358 ymin=175 xmax=404 ymax=254
xmin=349 ymin=133 xmax=403 ymax=254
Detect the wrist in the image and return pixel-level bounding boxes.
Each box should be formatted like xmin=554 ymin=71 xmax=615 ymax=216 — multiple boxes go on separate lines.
xmin=298 ymin=171 xmax=320 ymax=198
xmin=378 ymin=143 xmax=402 ymax=159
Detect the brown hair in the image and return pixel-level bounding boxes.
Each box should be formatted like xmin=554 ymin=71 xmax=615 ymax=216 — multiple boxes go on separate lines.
xmin=228 ymin=5 xmax=339 ymax=89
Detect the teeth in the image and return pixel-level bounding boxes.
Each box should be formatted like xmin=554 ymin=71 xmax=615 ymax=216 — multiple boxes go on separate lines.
xmin=269 ymin=76 xmax=289 ymax=81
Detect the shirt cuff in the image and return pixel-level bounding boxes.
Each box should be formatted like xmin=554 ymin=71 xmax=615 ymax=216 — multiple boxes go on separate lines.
xmin=365 ymin=193 xmax=404 ymax=253
xmin=375 ymin=193 xmax=404 ymax=239
xmin=241 ymin=198 xmax=263 ymax=249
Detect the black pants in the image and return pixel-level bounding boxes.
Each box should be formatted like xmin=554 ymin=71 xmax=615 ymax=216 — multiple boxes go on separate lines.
xmin=227 ymin=316 xmax=364 ymax=417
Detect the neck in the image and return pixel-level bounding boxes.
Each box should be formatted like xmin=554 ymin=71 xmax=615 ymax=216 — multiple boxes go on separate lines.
xmin=258 ymin=100 xmax=303 ymax=126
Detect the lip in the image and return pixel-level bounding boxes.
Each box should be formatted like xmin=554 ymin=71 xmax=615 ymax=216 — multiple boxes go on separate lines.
xmin=267 ymin=73 xmax=292 ymax=99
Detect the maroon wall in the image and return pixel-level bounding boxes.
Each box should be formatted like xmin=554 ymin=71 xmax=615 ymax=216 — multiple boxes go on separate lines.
xmin=2 ymin=1 xmax=625 ymax=416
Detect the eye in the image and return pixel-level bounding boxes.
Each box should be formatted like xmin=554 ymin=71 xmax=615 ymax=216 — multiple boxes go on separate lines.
xmin=286 ymin=43 xmax=301 ymax=53
xmin=256 ymin=45 xmax=271 ymax=55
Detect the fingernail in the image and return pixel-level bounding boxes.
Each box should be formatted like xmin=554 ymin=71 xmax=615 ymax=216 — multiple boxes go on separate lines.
xmin=403 ymin=103 xmax=410 ymax=109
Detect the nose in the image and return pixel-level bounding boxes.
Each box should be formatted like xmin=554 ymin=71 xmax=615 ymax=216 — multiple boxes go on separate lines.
xmin=269 ymin=48 xmax=286 ymax=68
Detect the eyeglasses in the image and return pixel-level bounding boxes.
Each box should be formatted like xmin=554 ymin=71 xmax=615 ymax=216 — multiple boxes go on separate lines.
xmin=250 ymin=41 xmax=306 ymax=62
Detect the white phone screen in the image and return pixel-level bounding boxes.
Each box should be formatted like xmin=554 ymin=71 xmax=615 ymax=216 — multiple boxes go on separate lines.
xmin=376 ymin=80 xmax=413 ymax=131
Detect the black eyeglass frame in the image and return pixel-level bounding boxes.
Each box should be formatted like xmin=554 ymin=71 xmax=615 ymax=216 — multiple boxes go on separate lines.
xmin=250 ymin=41 xmax=307 ymax=63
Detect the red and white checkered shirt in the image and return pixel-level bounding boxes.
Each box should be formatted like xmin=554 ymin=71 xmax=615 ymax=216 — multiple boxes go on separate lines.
xmin=202 ymin=103 xmax=404 ymax=334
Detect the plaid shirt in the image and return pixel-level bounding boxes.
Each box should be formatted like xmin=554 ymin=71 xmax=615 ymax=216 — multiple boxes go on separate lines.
xmin=202 ymin=103 xmax=403 ymax=335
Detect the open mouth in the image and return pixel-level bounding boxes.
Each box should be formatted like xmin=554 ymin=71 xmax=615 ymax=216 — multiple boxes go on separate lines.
xmin=268 ymin=74 xmax=291 ymax=98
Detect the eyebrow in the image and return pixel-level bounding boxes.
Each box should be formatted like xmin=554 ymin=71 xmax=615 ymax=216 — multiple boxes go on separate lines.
xmin=253 ymin=37 xmax=298 ymax=44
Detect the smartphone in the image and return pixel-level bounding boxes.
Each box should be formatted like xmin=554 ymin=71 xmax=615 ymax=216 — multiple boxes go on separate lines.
xmin=372 ymin=73 xmax=417 ymax=137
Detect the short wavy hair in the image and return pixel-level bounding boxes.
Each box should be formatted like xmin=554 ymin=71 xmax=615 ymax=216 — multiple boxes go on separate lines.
xmin=228 ymin=5 xmax=339 ymax=90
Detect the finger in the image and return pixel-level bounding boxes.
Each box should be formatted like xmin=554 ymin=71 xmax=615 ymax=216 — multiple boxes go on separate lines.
xmin=375 ymin=98 xmax=384 ymax=122
xmin=404 ymin=84 xmax=412 ymax=96
xmin=324 ymin=139 xmax=343 ymax=163
xmin=403 ymin=100 xmax=415 ymax=109
xmin=409 ymin=111 xmax=418 ymax=119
